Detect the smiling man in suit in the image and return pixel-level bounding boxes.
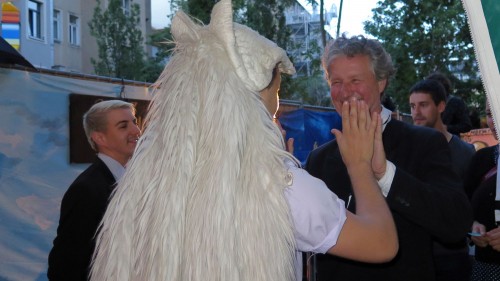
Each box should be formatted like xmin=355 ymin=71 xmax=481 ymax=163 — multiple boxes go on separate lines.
xmin=48 ymin=100 xmax=141 ymax=281
xmin=305 ymin=34 xmax=473 ymax=281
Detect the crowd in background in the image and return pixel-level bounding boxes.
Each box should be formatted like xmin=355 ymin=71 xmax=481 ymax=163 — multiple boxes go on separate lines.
xmin=45 ymin=2 xmax=500 ymax=280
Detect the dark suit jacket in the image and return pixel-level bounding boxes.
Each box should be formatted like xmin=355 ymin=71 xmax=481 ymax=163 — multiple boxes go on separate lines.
xmin=464 ymin=145 xmax=500 ymax=264
xmin=306 ymin=119 xmax=472 ymax=281
xmin=48 ymin=158 xmax=116 ymax=281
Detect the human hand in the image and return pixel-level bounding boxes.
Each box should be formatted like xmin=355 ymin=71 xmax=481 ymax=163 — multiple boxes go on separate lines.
xmin=286 ymin=137 xmax=294 ymax=154
xmin=471 ymin=221 xmax=489 ymax=248
xmin=332 ymin=99 xmax=377 ymax=171
xmin=371 ymin=110 xmax=386 ymax=180
xmin=275 ymin=119 xmax=294 ymax=154
xmin=487 ymin=227 xmax=500 ymax=251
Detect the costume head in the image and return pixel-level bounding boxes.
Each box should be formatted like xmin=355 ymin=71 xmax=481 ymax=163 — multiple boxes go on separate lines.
xmin=90 ymin=0 xmax=297 ymax=280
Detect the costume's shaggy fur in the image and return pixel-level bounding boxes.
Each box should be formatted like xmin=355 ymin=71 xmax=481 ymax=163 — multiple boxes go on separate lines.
xmin=90 ymin=0 xmax=298 ymax=280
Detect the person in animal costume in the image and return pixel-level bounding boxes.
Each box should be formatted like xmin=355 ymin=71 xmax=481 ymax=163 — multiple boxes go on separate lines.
xmin=89 ymin=0 xmax=397 ymax=280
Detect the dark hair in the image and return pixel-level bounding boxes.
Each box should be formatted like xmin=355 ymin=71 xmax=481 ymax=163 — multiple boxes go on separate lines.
xmin=409 ymin=79 xmax=447 ymax=105
xmin=382 ymin=95 xmax=397 ymax=111
xmin=426 ymin=72 xmax=452 ymax=97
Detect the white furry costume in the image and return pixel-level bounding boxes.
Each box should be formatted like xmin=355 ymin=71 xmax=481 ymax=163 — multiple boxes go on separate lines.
xmin=90 ymin=0 xmax=299 ymax=280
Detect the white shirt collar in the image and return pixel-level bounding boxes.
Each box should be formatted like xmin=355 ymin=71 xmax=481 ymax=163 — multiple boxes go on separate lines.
xmin=380 ymin=106 xmax=392 ymax=131
xmin=98 ymin=153 xmax=126 ymax=181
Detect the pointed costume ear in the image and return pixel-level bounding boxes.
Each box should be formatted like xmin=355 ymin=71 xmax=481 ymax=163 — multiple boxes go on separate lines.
xmin=208 ymin=0 xmax=295 ymax=92
xmin=171 ymin=10 xmax=200 ymax=42
xmin=209 ymin=0 xmax=250 ymax=88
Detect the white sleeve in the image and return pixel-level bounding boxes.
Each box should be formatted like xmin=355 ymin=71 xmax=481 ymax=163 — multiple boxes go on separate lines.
xmin=284 ymin=165 xmax=347 ymax=254
xmin=377 ymin=160 xmax=396 ymax=197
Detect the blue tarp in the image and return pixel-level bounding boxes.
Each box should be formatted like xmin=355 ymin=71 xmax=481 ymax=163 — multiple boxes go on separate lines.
xmin=0 ymin=67 xmax=152 ymax=281
xmin=278 ymin=108 xmax=342 ymax=164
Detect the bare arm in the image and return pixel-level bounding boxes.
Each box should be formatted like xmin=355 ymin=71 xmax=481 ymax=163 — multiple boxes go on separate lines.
xmin=326 ymin=99 xmax=398 ymax=263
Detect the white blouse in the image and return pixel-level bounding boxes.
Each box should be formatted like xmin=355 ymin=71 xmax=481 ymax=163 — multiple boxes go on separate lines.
xmin=284 ymin=162 xmax=347 ymax=280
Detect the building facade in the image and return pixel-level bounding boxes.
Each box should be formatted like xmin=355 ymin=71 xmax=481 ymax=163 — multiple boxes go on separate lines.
xmin=284 ymin=1 xmax=337 ymax=76
xmin=1 ymin=0 xmax=152 ymax=74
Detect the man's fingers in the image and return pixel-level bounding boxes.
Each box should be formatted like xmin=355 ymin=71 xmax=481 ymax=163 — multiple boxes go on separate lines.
xmin=287 ymin=138 xmax=295 ymax=154
xmin=341 ymin=101 xmax=350 ymax=132
xmin=341 ymin=99 xmax=375 ymax=135
xmin=332 ymin=129 xmax=342 ymax=144
xmin=370 ymin=111 xmax=379 ymax=136
xmin=349 ymin=99 xmax=359 ymax=133
xmin=374 ymin=111 xmax=382 ymax=141
xmin=358 ymin=100 xmax=368 ymax=130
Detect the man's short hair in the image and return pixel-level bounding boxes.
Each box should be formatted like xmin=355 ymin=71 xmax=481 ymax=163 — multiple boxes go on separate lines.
xmin=409 ymin=79 xmax=447 ymax=106
xmin=322 ymin=34 xmax=396 ymax=87
xmin=83 ymin=100 xmax=136 ymax=151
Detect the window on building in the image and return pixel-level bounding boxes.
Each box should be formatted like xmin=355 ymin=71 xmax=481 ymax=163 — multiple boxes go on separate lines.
xmin=69 ymin=14 xmax=80 ymax=46
xmin=53 ymin=10 xmax=61 ymax=42
xmin=28 ymin=0 xmax=42 ymax=39
xmin=122 ymin=0 xmax=131 ymax=16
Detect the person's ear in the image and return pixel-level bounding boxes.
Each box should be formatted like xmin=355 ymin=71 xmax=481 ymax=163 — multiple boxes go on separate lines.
xmin=437 ymin=101 xmax=446 ymax=113
xmin=377 ymin=79 xmax=387 ymax=95
xmin=91 ymin=131 xmax=106 ymax=147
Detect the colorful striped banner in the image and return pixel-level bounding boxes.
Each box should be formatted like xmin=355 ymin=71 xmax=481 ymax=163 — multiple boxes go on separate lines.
xmin=1 ymin=2 xmax=20 ymax=50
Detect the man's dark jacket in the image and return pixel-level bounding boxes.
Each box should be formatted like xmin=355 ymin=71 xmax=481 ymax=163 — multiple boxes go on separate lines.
xmin=306 ymin=119 xmax=473 ymax=281
xmin=48 ymin=158 xmax=116 ymax=281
